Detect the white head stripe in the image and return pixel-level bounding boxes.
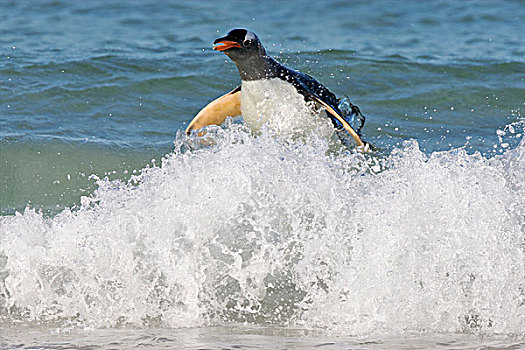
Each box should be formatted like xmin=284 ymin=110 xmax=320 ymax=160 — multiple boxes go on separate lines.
xmin=245 ymin=31 xmax=256 ymax=41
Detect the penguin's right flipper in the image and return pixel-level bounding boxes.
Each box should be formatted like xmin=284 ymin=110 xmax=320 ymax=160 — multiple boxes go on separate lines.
xmin=186 ymin=86 xmax=241 ymax=135
xmin=306 ymin=93 xmax=365 ymax=148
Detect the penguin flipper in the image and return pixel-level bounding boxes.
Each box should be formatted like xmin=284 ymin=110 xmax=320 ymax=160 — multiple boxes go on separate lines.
xmin=186 ymin=86 xmax=241 ymax=135
xmin=306 ymin=93 xmax=365 ymax=148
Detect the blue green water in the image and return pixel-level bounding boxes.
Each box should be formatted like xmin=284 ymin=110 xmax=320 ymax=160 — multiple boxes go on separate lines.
xmin=0 ymin=1 xmax=524 ymax=348
xmin=1 ymin=0 xmax=524 ymax=215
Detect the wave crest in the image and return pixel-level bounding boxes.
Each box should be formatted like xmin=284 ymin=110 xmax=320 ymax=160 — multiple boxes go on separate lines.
xmin=1 ymin=126 xmax=524 ymax=336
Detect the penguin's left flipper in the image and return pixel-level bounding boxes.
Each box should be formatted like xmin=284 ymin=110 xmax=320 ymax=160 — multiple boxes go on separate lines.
xmin=186 ymin=86 xmax=241 ymax=135
xmin=306 ymin=93 xmax=366 ymax=148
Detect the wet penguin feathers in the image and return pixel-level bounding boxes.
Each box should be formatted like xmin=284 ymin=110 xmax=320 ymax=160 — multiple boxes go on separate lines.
xmin=187 ymin=28 xmax=366 ymax=148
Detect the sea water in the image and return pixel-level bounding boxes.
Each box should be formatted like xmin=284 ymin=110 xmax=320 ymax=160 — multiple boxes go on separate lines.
xmin=1 ymin=1 xmax=524 ymax=349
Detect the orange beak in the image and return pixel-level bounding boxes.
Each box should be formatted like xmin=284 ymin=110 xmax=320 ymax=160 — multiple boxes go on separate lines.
xmin=213 ymin=40 xmax=242 ymax=51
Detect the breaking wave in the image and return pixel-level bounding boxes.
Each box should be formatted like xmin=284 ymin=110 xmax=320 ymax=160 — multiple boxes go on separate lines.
xmin=1 ymin=124 xmax=524 ymax=336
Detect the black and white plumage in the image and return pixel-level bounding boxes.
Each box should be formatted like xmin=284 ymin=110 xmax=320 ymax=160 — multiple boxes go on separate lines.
xmin=187 ymin=28 xmax=366 ymax=147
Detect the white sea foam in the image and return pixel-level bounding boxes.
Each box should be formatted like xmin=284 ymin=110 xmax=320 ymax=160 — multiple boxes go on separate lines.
xmin=0 ymin=125 xmax=524 ymax=336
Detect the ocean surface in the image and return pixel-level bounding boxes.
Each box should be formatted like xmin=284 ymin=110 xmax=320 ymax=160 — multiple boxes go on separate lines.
xmin=1 ymin=0 xmax=524 ymax=349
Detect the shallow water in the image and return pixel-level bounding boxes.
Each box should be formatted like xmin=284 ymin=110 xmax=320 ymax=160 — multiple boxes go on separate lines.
xmin=1 ymin=0 xmax=524 ymax=348
xmin=2 ymin=325 xmax=525 ymax=350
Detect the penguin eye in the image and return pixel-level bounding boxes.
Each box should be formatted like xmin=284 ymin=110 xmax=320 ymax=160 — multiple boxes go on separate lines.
xmin=243 ymin=39 xmax=252 ymax=48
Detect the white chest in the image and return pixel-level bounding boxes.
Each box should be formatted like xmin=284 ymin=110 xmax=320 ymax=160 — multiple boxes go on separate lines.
xmin=240 ymin=78 xmax=334 ymax=139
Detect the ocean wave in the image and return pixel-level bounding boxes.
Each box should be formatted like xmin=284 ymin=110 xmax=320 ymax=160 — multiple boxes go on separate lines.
xmin=0 ymin=125 xmax=523 ymax=336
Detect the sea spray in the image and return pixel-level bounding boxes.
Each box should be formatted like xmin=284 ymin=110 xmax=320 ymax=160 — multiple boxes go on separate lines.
xmin=1 ymin=125 xmax=524 ymax=336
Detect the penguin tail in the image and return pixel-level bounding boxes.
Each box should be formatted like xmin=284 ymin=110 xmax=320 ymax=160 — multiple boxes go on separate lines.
xmin=337 ymin=96 xmax=366 ymax=136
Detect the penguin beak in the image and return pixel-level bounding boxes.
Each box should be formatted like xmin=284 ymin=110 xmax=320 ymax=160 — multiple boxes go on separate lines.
xmin=213 ymin=37 xmax=242 ymax=51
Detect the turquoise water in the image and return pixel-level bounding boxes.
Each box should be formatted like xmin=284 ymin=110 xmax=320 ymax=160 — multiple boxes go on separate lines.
xmin=1 ymin=0 xmax=524 ymax=348
xmin=1 ymin=0 xmax=524 ymax=215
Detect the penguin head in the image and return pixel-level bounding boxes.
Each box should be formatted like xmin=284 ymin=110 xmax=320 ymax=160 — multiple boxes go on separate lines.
xmin=213 ymin=29 xmax=266 ymax=61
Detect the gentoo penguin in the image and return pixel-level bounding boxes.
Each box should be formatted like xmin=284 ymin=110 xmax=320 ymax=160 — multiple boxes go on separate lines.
xmin=186 ymin=28 xmax=366 ymax=147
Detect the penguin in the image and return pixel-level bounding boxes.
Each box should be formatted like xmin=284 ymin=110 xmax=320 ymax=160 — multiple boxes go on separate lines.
xmin=186 ymin=28 xmax=366 ymax=147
